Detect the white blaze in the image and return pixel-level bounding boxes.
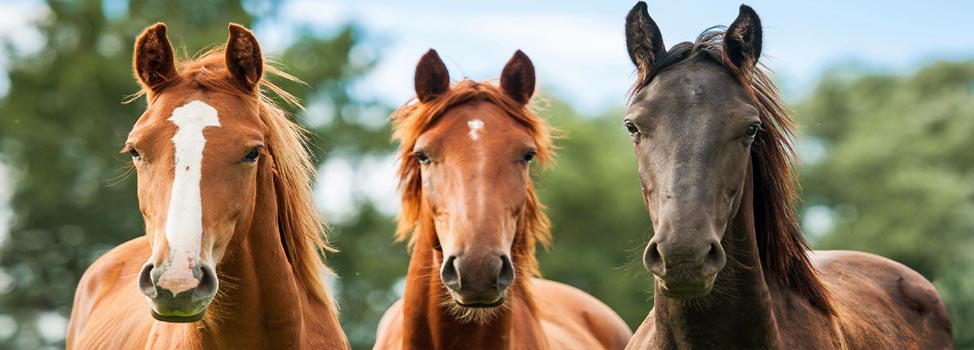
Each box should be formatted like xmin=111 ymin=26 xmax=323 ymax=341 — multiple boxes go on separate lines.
xmin=467 ymin=119 xmax=485 ymax=140
xmin=157 ymin=100 xmax=220 ymax=295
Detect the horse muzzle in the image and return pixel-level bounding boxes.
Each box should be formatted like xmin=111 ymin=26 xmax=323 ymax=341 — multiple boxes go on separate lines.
xmin=440 ymin=254 xmax=515 ymax=307
xmin=644 ymin=239 xmax=726 ymax=299
xmin=138 ymin=261 xmax=218 ymax=322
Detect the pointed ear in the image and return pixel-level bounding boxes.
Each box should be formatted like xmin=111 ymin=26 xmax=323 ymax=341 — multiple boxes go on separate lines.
xmin=500 ymin=50 xmax=535 ymax=105
xmin=225 ymin=23 xmax=263 ymax=91
xmin=626 ymin=2 xmax=665 ymax=74
xmin=133 ymin=23 xmax=178 ymax=94
xmin=415 ymin=49 xmax=450 ymax=103
xmin=723 ymin=5 xmax=763 ymax=68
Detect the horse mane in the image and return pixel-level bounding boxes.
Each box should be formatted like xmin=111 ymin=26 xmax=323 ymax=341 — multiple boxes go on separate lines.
xmin=390 ymin=80 xmax=554 ymax=278
xmin=134 ymin=47 xmax=337 ymax=311
xmin=631 ymin=29 xmax=836 ymax=315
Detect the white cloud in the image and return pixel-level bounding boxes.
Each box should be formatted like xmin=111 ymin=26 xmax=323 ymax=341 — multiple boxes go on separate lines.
xmin=0 ymin=1 xmax=47 ymax=97
xmin=0 ymin=2 xmax=46 ymax=55
xmin=276 ymin=1 xmax=636 ymax=113
xmin=270 ymin=1 xmax=974 ymax=112
xmin=280 ymin=0 xmax=350 ymax=27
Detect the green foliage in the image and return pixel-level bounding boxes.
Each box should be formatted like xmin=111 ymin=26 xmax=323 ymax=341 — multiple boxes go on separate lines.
xmin=534 ymin=98 xmax=653 ymax=327
xmin=795 ymin=61 xmax=974 ymax=347
xmin=327 ymin=204 xmax=406 ymax=347
xmin=274 ymin=26 xmax=404 ymax=348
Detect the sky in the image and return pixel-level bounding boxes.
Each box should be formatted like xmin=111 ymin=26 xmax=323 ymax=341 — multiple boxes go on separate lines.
xmin=252 ymin=0 xmax=974 ymax=222
xmin=256 ymin=0 xmax=974 ymax=113
xmin=1 ymin=0 xmax=974 ymax=228
xmin=2 ymin=0 xmax=973 ymax=113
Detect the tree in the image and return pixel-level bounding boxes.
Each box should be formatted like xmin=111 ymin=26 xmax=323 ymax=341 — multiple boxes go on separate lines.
xmin=534 ymin=98 xmax=654 ymax=327
xmin=273 ymin=27 xmax=405 ymax=349
xmin=795 ymin=61 xmax=974 ymax=347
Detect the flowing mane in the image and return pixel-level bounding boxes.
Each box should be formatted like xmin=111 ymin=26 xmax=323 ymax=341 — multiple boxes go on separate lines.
xmin=134 ymin=48 xmax=337 ymax=311
xmin=391 ymin=80 xmax=553 ymax=278
xmin=631 ymin=29 xmax=836 ymax=315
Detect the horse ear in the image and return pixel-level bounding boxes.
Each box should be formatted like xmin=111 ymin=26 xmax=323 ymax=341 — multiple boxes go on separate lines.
xmin=133 ymin=23 xmax=178 ymax=94
xmin=225 ymin=23 xmax=263 ymax=91
xmin=415 ymin=49 xmax=450 ymax=103
xmin=723 ymin=5 xmax=763 ymax=68
xmin=626 ymin=1 xmax=665 ymax=74
xmin=500 ymin=50 xmax=535 ymax=105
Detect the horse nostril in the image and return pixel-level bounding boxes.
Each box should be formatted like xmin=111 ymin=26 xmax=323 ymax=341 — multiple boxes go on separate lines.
xmin=138 ymin=263 xmax=157 ymax=298
xmin=192 ymin=265 xmax=218 ymax=302
xmin=643 ymin=241 xmax=664 ymax=275
xmin=702 ymin=241 xmax=726 ymax=273
xmin=496 ymin=255 xmax=514 ymax=290
xmin=440 ymin=255 xmax=461 ymax=291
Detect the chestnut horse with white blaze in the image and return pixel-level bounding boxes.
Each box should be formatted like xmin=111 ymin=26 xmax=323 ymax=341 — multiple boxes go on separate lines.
xmin=66 ymin=23 xmax=348 ymax=349
xmin=622 ymin=3 xmax=952 ymax=349
xmin=373 ymin=50 xmax=632 ymax=350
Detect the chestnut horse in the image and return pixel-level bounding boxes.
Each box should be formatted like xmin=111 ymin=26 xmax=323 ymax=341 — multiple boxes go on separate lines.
xmin=373 ymin=50 xmax=632 ymax=350
xmin=65 ymin=24 xmax=348 ymax=349
xmin=622 ymin=3 xmax=952 ymax=349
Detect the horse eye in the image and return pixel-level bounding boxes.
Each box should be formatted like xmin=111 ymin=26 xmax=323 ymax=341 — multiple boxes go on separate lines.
xmin=625 ymin=121 xmax=639 ymax=134
xmin=243 ymin=147 xmax=261 ymax=163
xmin=744 ymin=123 xmax=761 ymax=138
xmin=523 ymin=150 xmax=537 ymax=163
xmin=128 ymin=147 xmax=142 ymax=161
xmin=415 ymin=151 xmax=431 ymax=165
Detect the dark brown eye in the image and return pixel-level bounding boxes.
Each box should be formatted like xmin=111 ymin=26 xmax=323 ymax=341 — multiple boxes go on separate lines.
xmin=625 ymin=121 xmax=639 ymax=134
xmin=523 ymin=150 xmax=537 ymax=163
xmin=415 ymin=151 xmax=431 ymax=165
xmin=744 ymin=123 xmax=761 ymax=138
xmin=128 ymin=147 xmax=142 ymax=161
xmin=243 ymin=147 xmax=261 ymax=163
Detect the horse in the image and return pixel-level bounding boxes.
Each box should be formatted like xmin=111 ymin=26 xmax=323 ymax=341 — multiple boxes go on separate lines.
xmin=621 ymin=3 xmax=952 ymax=349
xmin=373 ymin=50 xmax=632 ymax=350
xmin=65 ymin=23 xmax=348 ymax=349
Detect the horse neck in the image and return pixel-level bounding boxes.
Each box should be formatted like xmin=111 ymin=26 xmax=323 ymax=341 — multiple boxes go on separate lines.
xmin=401 ymin=223 xmax=548 ymax=350
xmin=651 ymin=168 xmax=783 ymax=350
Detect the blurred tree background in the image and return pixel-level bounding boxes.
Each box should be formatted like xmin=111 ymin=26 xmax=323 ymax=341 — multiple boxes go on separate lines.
xmin=0 ymin=1 xmax=970 ymax=349
xmin=795 ymin=62 xmax=974 ymax=346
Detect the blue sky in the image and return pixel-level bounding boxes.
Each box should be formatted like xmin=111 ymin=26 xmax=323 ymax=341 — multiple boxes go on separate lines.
xmin=253 ymin=0 xmax=974 ymax=223
xmin=3 ymin=1 xmax=972 ymax=112
xmin=255 ymin=0 xmax=974 ymax=113
xmin=1 ymin=0 xmax=974 ymax=225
